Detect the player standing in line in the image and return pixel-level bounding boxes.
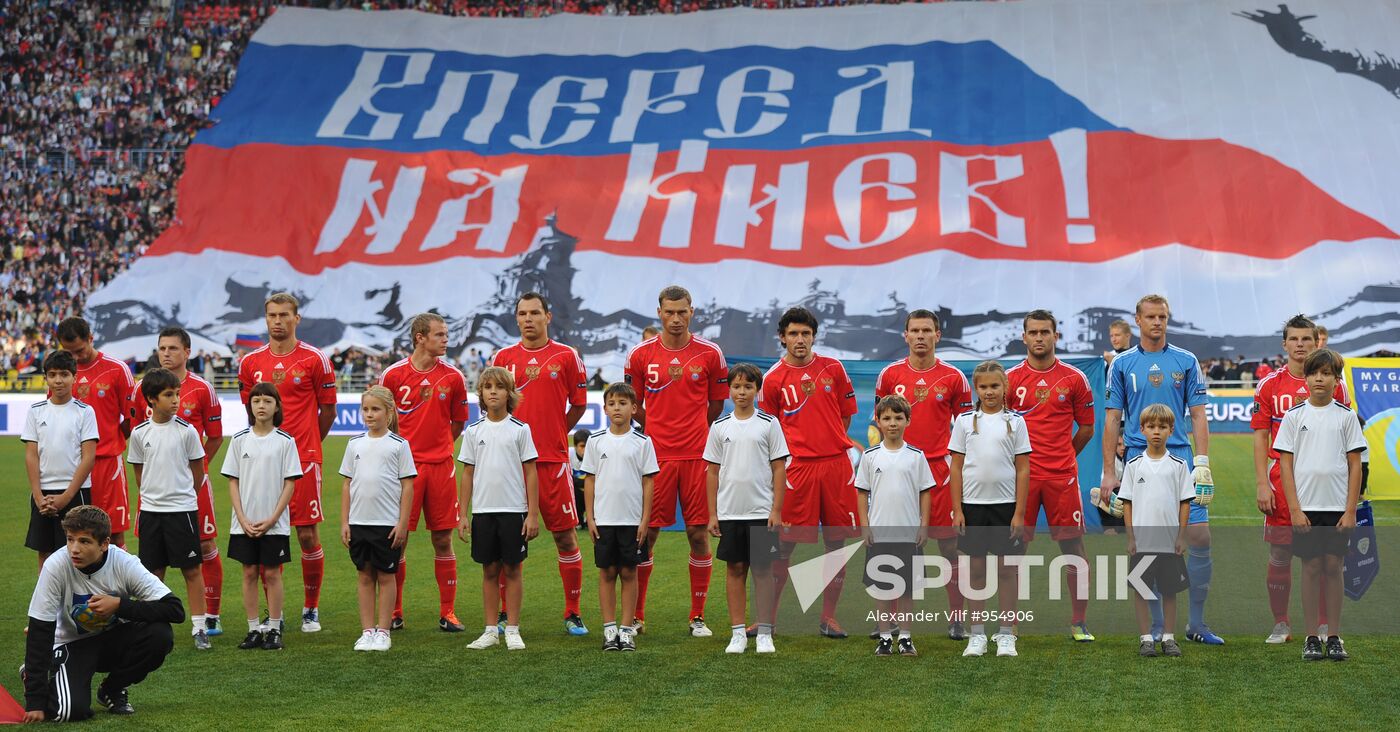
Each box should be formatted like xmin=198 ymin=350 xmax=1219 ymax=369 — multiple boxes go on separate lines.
xmin=23 ymin=351 xmax=98 ymax=568
xmin=238 ymin=293 xmax=337 ymax=633
xmin=705 ymin=363 xmax=788 ymax=655
xmin=873 ymin=309 xmax=972 ymax=639
xmin=1006 ymin=310 xmax=1097 ymax=642
xmin=1100 ymin=294 xmax=1221 ymax=645
xmin=1274 ymin=349 xmax=1366 ymax=661
xmin=492 ymin=293 xmax=591 ymax=636
xmin=127 ymin=368 xmax=210 ymax=650
xmin=625 ymin=285 xmax=728 ymax=637
xmin=222 ymin=383 xmax=302 ymax=651
xmin=760 ymin=307 xmax=859 ymax=639
xmin=583 ymin=384 xmax=659 ymax=652
xmin=379 ymin=313 xmax=469 ymax=633
xmin=950 ymin=361 xmax=1032 ymax=658
xmin=1252 ymin=315 xmax=1349 ymax=644
xmin=459 ymin=367 xmax=540 ymax=651
xmin=56 ymin=317 xmax=134 ymax=549
xmin=1120 ymin=404 xmax=1193 ymax=658
xmin=133 ymin=327 xmax=225 ymax=636
xmin=856 ymin=395 xmax=933 ymax=657
xmin=340 ymin=387 xmax=415 ymax=652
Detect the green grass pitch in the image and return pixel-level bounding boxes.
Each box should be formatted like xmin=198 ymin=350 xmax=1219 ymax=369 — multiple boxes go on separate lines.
xmin=2 ymin=434 xmax=1398 ymax=729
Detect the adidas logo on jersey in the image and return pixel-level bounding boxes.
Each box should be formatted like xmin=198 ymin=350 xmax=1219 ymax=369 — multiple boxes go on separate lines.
xmin=723 ymin=437 xmax=731 ymax=443
xmin=274 ymin=362 xmax=284 ymax=369
xmin=1137 ymin=477 xmax=1146 ymax=483
xmin=916 ymin=378 xmax=926 ymax=385
xmin=1300 ymin=425 xmax=1309 ymax=432
xmin=242 ymin=452 xmax=251 ymax=459
xmin=79 ymin=376 xmax=89 ymax=383
xmin=1037 ymin=379 xmax=1048 ymax=386
xmin=528 ymin=358 xmax=538 ymax=364
xmin=600 ymin=453 xmax=609 ymax=459
xmin=874 ymin=467 xmax=883 ymax=474
xmin=1297 ymin=386 xmax=1307 ymax=394
xmin=421 ymin=378 xmax=430 ymax=385
xmin=1149 ymin=364 xmax=1161 ymax=372
xmin=478 ymin=439 xmax=486 ymax=445
xmin=670 ymin=357 xmax=681 ymax=364
xmin=39 ymin=421 xmax=47 ymax=427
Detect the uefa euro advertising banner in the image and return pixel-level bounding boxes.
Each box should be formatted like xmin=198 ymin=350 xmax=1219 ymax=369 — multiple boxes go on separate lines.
xmin=88 ymin=1 xmax=1400 ymax=373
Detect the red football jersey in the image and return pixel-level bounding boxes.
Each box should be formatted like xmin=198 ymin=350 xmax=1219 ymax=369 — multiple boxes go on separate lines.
xmin=133 ymin=372 xmax=222 ymax=461
xmin=1006 ymin=359 xmax=1095 ymax=477
xmin=625 ymin=335 xmax=728 ymax=461
xmin=238 ymin=342 xmax=336 ymax=464
xmin=874 ymin=357 xmax=972 ymax=459
xmin=1252 ymin=366 xmax=1350 ymax=460
xmin=72 ymin=352 xmax=135 ymax=457
xmin=379 ymin=357 xmax=469 ymax=463
xmin=760 ymin=354 xmax=857 ymax=459
xmin=493 ymin=341 xmax=587 ymax=463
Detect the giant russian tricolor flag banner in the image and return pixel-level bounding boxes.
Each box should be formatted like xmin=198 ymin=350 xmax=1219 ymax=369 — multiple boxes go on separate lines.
xmin=89 ymin=1 xmax=1400 ymax=370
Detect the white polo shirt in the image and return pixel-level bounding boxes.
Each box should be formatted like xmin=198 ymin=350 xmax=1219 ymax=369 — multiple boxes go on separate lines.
xmin=1272 ymin=400 xmax=1367 ymax=511
xmin=340 ymin=432 xmax=417 ymax=526
xmin=703 ymin=411 xmax=790 ymax=521
xmin=457 ymin=416 xmax=538 ymax=514
xmin=855 ymin=443 xmax=935 ymax=542
xmin=1118 ymin=453 xmax=1195 ymax=554
xmin=127 ymin=418 xmax=205 ymax=512
xmin=581 ymin=428 xmax=660 ymax=526
xmin=948 ymin=409 xmax=1032 ymax=504
xmin=221 ymin=428 xmax=303 ymax=536
xmin=20 ymin=399 xmax=99 ymax=492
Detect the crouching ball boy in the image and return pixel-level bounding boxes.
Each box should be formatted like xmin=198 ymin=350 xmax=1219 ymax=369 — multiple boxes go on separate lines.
xmin=23 ymin=506 xmax=185 ymax=721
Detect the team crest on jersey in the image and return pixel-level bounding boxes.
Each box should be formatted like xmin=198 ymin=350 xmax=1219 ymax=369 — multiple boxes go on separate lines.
xmin=1149 ymin=373 xmax=1164 ymax=387
xmin=181 ymin=399 xmax=196 ymax=417
xmin=437 ymin=384 xmax=451 ymax=400
xmin=290 ymin=367 xmax=307 ymax=385
xmin=913 ymin=386 xmax=929 ymax=403
xmin=526 ymin=365 xmax=541 ymax=380
xmin=689 ymin=365 xmax=703 ymax=380
xmin=1056 ymin=385 xmax=1070 ymax=402
xmin=94 ymin=382 xmax=110 ymax=398
xmin=1171 ymin=371 xmax=1185 ymax=386
xmin=271 ymin=369 xmax=286 ymax=384
xmin=801 ymin=380 xmax=815 ymax=395
xmin=419 ymin=384 xmax=433 ymax=400
xmin=934 ymin=384 xmax=948 ymax=401
xmin=821 ymin=376 xmax=833 ymax=392
xmin=76 ymin=383 xmax=90 ymax=398
xmin=1035 ymin=388 xmax=1050 ymax=403
xmin=669 ymin=365 xmax=683 ymax=380
xmin=548 ymin=362 xmax=562 ymax=379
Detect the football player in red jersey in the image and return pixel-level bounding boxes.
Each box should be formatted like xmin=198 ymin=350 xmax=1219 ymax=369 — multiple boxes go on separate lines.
xmin=759 ymin=307 xmax=859 ymax=638
xmin=133 ymin=327 xmax=226 ymax=636
xmin=492 ymin=293 xmax=592 ymax=636
xmin=56 ymin=317 xmax=134 ymax=547
xmin=1253 ymin=315 xmax=1349 ymax=644
xmin=379 ymin=313 xmax=469 ymax=632
xmin=1006 ymin=310 xmax=1097 ymax=642
xmin=237 ymin=293 xmax=337 ymax=633
xmin=624 ymin=286 xmax=728 ymax=637
xmin=873 ymin=310 xmax=972 ymax=639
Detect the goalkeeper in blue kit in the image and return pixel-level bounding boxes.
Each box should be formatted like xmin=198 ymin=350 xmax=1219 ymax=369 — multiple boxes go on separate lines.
xmin=1098 ymin=295 xmax=1222 ymax=645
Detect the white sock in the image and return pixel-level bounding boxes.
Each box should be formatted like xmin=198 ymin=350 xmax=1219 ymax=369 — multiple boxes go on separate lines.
xmin=504 ymin=624 xmax=520 ymax=635
xmin=1162 ymin=633 xmax=1176 ymax=642
xmin=620 ymin=625 xmax=636 ymax=637
xmin=731 ymin=625 xmax=746 ymax=636
xmin=1140 ymin=634 xmax=1154 ymax=643
xmin=268 ymin=616 xmax=282 ymax=629
xmin=898 ymin=631 xmax=911 ymax=640
xmin=879 ymin=632 xmax=892 ymax=640
xmin=483 ymin=625 xmax=499 ymax=635
xmin=999 ymin=625 xmax=1014 ymax=637
xmin=192 ymin=615 xmax=206 ymax=635
xmin=248 ymin=619 xmax=261 ymax=632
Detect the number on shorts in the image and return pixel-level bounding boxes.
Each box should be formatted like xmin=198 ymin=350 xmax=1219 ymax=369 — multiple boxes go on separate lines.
xmin=204 ymin=514 xmax=217 ymax=536
xmin=309 ymin=499 xmax=322 ymax=521
xmin=848 ymin=511 xmax=856 ymax=527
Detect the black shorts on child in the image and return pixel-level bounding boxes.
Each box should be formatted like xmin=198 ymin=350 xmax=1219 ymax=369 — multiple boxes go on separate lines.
xmin=1292 ymin=511 xmax=1351 ymax=559
xmin=26 ymin=489 xmax=90 ymax=554
xmin=716 ymin=519 xmax=779 ymax=566
xmin=959 ymin=503 xmax=1025 ymax=557
xmin=228 ymin=533 xmax=292 ymax=566
xmin=471 ymin=513 xmax=528 ymax=565
xmin=1130 ymin=552 xmax=1190 ymax=598
xmin=348 ymin=525 xmax=400 ymax=573
xmin=593 ymin=525 xmax=649 ymax=569
xmin=862 ymin=542 xmax=919 ymax=599
xmin=137 ymin=510 xmax=201 ymax=570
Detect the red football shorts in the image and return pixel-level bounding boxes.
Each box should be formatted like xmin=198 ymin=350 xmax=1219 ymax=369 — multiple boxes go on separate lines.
xmin=410 ymin=460 xmax=460 ymax=532
xmin=781 ymin=454 xmax=857 ymax=543
xmin=1263 ymin=461 xmax=1293 ymax=545
xmin=90 ymin=454 xmax=131 ymax=533
xmin=926 ymin=455 xmax=957 ymax=541
xmin=650 ymin=458 xmax=708 ymax=528
xmin=536 ymin=461 xmax=578 ymax=533
xmin=1023 ymin=474 xmax=1086 ymax=542
xmin=289 ymin=461 xmax=324 ymax=527
xmin=196 ymin=475 xmax=218 ymax=540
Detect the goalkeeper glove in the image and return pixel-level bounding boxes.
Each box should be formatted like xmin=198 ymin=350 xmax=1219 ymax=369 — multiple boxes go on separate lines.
xmin=1090 ymin=486 xmax=1124 ymax=518
xmin=1192 ymin=455 xmax=1214 ymax=507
